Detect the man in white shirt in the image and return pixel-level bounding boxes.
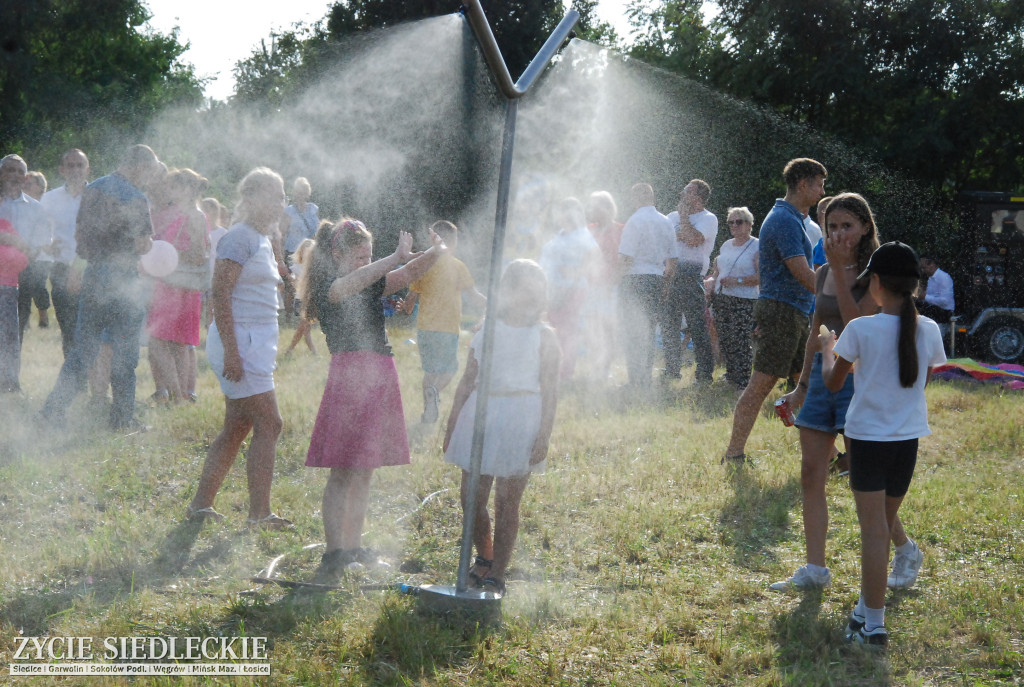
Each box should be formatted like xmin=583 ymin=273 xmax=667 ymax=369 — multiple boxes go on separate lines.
xmin=0 ymin=154 xmax=52 ymax=343
xmin=618 ymin=183 xmax=677 ymax=390
xmin=917 ymin=256 xmax=954 ymax=318
xmin=661 ymin=179 xmax=719 ymax=384
xmin=916 ymin=255 xmax=955 ymax=351
xmin=40 ymin=149 xmax=91 ymax=357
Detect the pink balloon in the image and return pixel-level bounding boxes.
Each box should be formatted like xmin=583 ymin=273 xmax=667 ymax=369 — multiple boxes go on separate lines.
xmin=140 ymin=240 xmax=179 ymax=277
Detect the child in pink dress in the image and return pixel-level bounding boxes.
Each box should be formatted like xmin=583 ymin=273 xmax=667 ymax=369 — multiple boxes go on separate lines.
xmin=0 ymin=219 xmax=30 ymax=392
xmin=146 ymin=170 xmax=209 ymax=402
xmin=303 ymin=219 xmax=446 ymax=576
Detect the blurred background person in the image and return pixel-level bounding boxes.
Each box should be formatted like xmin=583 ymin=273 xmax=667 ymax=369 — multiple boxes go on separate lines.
xmin=23 ymin=171 xmax=47 ymax=200
xmin=283 ymin=238 xmax=318 ymax=357
xmin=281 ymin=176 xmax=319 ymax=325
xmin=585 ymin=190 xmax=623 ymax=382
xmin=402 ymin=220 xmax=484 ymax=423
xmin=915 ymin=255 xmax=954 ymax=347
xmin=662 ymin=179 xmax=718 ymax=385
xmin=41 ymin=149 xmax=91 ymax=357
xmin=146 ymin=169 xmax=210 ymax=403
xmin=40 ymin=144 xmax=162 ymax=431
xmin=617 ymin=183 xmax=676 ymax=393
xmin=539 ymin=197 xmax=600 ymax=382
xmin=705 ymin=207 xmax=759 ymax=390
xmin=0 ymin=155 xmax=52 ymax=342
xmin=0 ymin=218 xmax=30 ymax=392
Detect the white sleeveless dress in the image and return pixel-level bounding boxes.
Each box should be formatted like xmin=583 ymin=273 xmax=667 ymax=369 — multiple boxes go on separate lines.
xmin=444 ymin=320 xmax=546 ymax=477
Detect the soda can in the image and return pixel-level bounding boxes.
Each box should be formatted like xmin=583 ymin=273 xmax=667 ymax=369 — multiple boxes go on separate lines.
xmin=775 ymin=397 xmax=795 ymax=427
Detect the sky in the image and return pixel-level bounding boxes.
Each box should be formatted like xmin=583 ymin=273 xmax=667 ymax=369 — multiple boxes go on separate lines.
xmin=144 ymin=1 xmax=639 ymax=102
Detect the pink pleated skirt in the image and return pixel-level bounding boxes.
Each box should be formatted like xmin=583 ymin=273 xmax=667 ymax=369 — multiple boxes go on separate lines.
xmin=305 ymin=350 xmax=410 ymax=470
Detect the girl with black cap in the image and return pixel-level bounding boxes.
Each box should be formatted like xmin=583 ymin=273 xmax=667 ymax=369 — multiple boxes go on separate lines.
xmin=818 ymin=241 xmax=946 ymax=648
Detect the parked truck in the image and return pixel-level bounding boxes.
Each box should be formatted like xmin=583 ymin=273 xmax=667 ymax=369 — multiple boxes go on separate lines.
xmin=950 ymin=191 xmax=1024 ymax=363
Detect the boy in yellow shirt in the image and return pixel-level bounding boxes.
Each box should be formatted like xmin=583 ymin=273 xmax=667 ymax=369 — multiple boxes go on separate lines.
xmin=404 ymin=221 xmax=486 ymax=423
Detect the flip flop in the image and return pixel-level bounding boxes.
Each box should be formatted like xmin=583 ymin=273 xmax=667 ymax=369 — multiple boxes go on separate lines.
xmin=247 ymin=513 xmax=294 ymax=531
xmin=186 ymin=507 xmax=226 ymax=523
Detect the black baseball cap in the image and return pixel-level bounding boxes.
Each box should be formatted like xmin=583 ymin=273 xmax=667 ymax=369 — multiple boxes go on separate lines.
xmin=858 ymin=241 xmax=922 ymax=281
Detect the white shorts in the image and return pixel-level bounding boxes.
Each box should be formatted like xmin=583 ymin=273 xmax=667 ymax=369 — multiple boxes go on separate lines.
xmin=206 ymin=321 xmax=278 ymax=399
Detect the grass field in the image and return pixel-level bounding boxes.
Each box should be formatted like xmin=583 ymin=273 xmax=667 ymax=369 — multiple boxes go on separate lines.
xmin=1 ymin=318 xmax=1022 ymax=685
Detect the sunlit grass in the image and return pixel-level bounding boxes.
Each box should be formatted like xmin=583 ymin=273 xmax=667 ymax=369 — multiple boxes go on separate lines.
xmin=1 ymin=320 xmax=1022 ymax=685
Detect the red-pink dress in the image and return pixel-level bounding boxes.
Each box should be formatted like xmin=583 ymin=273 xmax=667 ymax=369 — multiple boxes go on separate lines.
xmin=146 ymin=210 xmax=206 ymax=346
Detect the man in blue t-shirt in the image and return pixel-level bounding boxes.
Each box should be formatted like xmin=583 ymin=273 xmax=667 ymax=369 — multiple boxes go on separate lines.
xmin=724 ymin=158 xmax=825 ymax=462
xmin=41 ymin=144 xmax=162 ymax=431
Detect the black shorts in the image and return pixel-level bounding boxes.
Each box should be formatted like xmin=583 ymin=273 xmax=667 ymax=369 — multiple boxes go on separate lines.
xmin=849 ymin=438 xmax=918 ymax=497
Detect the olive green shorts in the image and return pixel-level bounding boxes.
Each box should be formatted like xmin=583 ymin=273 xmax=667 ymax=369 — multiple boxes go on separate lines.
xmin=752 ymin=298 xmax=809 ymax=379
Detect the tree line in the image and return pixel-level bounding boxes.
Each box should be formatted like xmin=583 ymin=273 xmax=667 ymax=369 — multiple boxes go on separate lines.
xmin=3 ymin=0 xmax=1021 ymax=207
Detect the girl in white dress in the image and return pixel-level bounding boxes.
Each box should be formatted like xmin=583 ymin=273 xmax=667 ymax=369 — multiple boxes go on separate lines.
xmin=443 ymin=259 xmax=561 ymax=595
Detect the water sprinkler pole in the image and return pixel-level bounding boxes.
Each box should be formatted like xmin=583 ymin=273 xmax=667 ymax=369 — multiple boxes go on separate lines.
xmin=454 ymin=1 xmax=579 ymax=597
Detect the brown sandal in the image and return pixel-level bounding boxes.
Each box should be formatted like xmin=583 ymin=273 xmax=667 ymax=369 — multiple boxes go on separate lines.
xmin=468 ymin=556 xmax=493 ymax=587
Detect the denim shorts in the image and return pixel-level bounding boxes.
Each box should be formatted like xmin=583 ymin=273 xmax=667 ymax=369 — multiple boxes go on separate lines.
xmin=795 ymin=353 xmax=855 ymax=434
xmin=417 ymin=330 xmax=460 ymax=375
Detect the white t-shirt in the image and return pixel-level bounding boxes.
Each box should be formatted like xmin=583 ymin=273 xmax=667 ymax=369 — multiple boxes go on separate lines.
xmin=803 ymin=215 xmax=822 ymax=246
xmin=208 ymin=225 xmax=228 ymax=274
xmin=833 ymin=313 xmax=947 ymax=441
xmin=667 ymin=208 xmax=718 ymax=275
xmin=715 ymin=237 xmax=759 ymax=299
xmin=538 ymin=225 xmax=600 ymax=292
xmin=924 ymin=267 xmax=955 ymax=312
xmin=619 ymin=206 xmax=675 ymax=276
xmin=40 ymin=185 xmax=83 ymax=265
xmin=0 ymin=192 xmax=52 ymax=260
xmin=215 ymin=222 xmax=281 ymax=325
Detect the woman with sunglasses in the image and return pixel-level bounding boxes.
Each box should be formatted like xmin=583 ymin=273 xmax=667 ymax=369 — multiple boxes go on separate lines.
xmin=704 ymin=207 xmax=759 ymax=389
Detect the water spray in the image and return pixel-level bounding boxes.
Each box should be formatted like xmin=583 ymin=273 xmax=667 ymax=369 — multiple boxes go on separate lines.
xmin=400 ymin=1 xmax=579 ymax=618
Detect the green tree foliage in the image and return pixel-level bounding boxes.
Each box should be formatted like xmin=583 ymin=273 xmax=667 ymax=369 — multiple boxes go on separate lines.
xmin=567 ymin=0 xmax=620 ymax=47
xmin=630 ymin=0 xmax=1024 ymax=197
xmin=0 ymin=0 xmax=203 ymax=167
xmin=232 ymin=27 xmax=324 ymax=107
xmin=327 ymin=1 xmax=564 ymax=78
xmin=627 ymin=0 xmax=723 ymax=82
xmin=232 ymin=0 xmax=581 ymax=103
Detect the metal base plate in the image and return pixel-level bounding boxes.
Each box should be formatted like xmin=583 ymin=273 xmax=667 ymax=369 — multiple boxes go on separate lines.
xmin=409 ymin=584 xmax=503 ymax=621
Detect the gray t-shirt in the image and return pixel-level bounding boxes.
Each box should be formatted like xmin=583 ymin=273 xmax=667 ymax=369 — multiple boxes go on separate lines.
xmin=215 ymin=222 xmax=281 ymax=324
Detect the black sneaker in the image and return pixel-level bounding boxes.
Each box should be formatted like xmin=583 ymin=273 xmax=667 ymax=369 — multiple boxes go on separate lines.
xmin=111 ymin=417 xmax=151 ymax=433
xmin=353 ymin=547 xmax=391 ymax=569
xmin=845 ymin=610 xmax=865 ymax=635
xmin=316 ymin=548 xmax=360 ymax=580
xmin=847 ymin=625 xmax=887 ymax=648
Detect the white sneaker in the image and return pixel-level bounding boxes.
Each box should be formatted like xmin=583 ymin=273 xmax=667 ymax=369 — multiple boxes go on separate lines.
xmin=888 ymin=541 xmax=924 ymax=588
xmin=769 ymin=564 xmax=832 ymax=591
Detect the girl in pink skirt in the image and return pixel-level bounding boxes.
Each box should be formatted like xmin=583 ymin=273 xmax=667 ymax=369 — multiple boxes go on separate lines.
xmin=303 ymin=219 xmax=446 ymax=576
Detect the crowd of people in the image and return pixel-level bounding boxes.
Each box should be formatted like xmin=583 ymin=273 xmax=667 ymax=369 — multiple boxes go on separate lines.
xmin=0 ymin=147 xmax=951 ymax=647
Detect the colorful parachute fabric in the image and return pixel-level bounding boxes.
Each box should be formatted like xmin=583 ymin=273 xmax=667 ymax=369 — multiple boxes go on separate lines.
xmin=931 ymin=358 xmax=1024 ymax=390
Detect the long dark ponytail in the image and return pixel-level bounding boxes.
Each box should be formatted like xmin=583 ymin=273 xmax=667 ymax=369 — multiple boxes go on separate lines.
xmin=879 ymin=274 xmax=920 ymax=387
